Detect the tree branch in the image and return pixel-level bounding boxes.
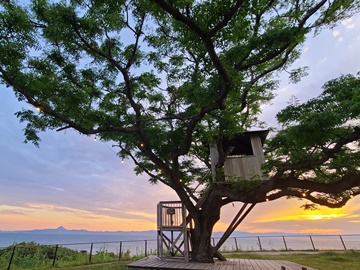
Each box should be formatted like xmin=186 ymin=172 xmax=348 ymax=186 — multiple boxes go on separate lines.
xmin=0 ymin=67 xmax=138 ymax=135
xmin=208 ymin=0 xmax=245 ymax=37
xmin=150 ymin=0 xmax=206 ymax=38
xmin=274 ymin=127 xmax=360 ymax=178
xmin=211 ymin=173 xmax=360 ymax=208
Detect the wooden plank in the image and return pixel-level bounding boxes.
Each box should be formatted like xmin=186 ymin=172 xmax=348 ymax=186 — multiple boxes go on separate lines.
xmin=251 ymin=259 xmax=267 ymax=270
xmin=242 ymin=259 xmax=255 ymax=270
xmin=250 ymin=135 xmax=264 ymax=163
xmin=278 ymin=260 xmax=312 ymax=270
xmin=261 ymin=259 xmax=279 ymax=270
xmin=278 ymin=260 xmax=294 ymax=270
xmin=229 ymin=259 xmax=240 ymax=270
xmin=128 ymin=256 xmax=317 ymax=270
xmin=251 ymin=260 xmax=267 ymax=270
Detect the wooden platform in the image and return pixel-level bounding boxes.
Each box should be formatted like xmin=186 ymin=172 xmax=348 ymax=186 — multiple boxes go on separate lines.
xmin=128 ymin=256 xmax=317 ymax=270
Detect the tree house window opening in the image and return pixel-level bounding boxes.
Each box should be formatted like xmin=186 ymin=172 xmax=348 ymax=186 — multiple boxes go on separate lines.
xmin=211 ymin=130 xmax=269 ymax=181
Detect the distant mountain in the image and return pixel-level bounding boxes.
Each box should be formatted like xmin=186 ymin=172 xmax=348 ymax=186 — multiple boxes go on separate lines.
xmin=1 ymin=226 xmax=158 ymax=236
xmin=29 ymin=226 xmax=90 ymax=234
xmin=1 ymin=226 xmax=300 ymax=237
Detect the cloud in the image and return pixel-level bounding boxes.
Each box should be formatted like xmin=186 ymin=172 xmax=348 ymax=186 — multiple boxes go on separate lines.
xmin=300 ymin=228 xmax=341 ymax=234
xmin=0 ymin=97 xmax=176 ymax=225
xmin=120 ymin=211 xmax=156 ymax=219
xmin=318 ymin=57 xmax=328 ymax=64
xmin=251 ymin=213 xmax=352 ymax=223
xmin=349 ymin=220 xmax=360 ymax=223
xmin=332 ymin=30 xmax=340 ymax=37
xmin=342 ymin=18 xmax=355 ymax=29
xmin=0 ymin=207 xmax=29 ymax=216
xmin=291 ymin=214 xmax=352 ymax=221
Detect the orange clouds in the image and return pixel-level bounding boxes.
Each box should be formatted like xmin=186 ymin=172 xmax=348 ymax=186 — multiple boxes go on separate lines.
xmin=215 ymin=196 xmax=360 ymax=235
xmin=0 ymin=204 xmax=156 ymax=231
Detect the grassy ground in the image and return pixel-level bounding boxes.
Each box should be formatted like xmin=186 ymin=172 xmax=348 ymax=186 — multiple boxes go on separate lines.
xmin=227 ymin=250 xmax=360 ymax=270
xmin=51 ymin=261 xmax=130 ymax=270
xmin=59 ymin=250 xmax=360 ymax=270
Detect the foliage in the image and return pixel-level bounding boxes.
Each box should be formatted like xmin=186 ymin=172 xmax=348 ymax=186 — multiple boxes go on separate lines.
xmin=264 ymin=74 xmax=360 ymax=207
xmin=0 ymin=242 xmax=135 ymax=269
xmin=229 ymin=179 xmax=262 ymax=192
xmin=0 ymin=242 xmax=81 ymax=269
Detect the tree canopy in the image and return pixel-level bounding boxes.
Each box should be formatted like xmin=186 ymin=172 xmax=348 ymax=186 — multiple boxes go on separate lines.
xmin=264 ymin=73 xmax=360 ymax=208
xmin=1 ymin=0 xmax=360 ymax=262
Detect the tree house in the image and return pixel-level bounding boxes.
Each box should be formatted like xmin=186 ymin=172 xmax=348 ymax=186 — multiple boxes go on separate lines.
xmin=210 ymin=130 xmax=269 ymax=181
xmin=208 ymin=131 xmax=269 ymax=253
xmin=157 ymin=201 xmax=190 ymax=262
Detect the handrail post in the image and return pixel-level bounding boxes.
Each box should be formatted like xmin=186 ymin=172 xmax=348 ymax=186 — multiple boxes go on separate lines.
xmin=7 ymin=245 xmax=16 ymax=270
xmin=309 ymin=236 xmax=316 ymax=250
xmin=89 ymin=243 xmax=93 ymax=263
xmin=145 ymin=240 xmax=148 ymax=257
xmin=282 ymin=236 xmax=288 ymax=251
xmin=257 ymin=236 xmax=262 ymax=251
xmin=52 ymin=245 xmax=59 ymax=267
xmin=339 ymin=235 xmax=347 ymax=250
xmin=119 ymin=241 xmax=122 ymax=260
xmin=234 ymin=237 xmax=238 ymax=250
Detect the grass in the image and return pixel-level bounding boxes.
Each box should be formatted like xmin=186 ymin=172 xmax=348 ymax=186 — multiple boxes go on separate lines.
xmin=226 ymin=250 xmax=360 ymax=270
xmin=54 ymin=261 xmax=130 ymax=269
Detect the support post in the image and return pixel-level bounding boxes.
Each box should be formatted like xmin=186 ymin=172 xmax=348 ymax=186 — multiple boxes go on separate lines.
xmin=52 ymin=245 xmax=58 ymax=267
xmin=7 ymin=245 xmax=16 ymax=270
xmin=257 ymin=237 xmax=262 ymax=251
xmin=309 ymin=236 xmax=316 ymax=250
xmin=145 ymin=240 xmax=148 ymax=257
xmin=282 ymin=236 xmax=288 ymax=251
xmin=214 ymin=203 xmax=256 ymax=251
xmin=119 ymin=241 xmax=122 ymax=260
xmin=339 ymin=235 xmax=347 ymax=250
xmin=89 ymin=243 xmax=93 ymax=263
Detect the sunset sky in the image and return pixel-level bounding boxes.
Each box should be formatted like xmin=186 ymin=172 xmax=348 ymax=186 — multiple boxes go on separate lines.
xmin=0 ymin=10 xmax=360 ymax=234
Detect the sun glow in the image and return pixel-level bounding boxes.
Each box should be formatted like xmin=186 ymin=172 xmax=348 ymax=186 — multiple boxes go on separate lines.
xmin=299 ymin=213 xmax=349 ymax=220
xmin=256 ymin=211 xmax=356 ymax=222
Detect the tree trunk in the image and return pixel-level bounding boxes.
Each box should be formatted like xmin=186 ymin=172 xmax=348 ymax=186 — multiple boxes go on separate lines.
xmin=189 ymin=198 xmax=223 ymax=263
xmin=190 ymin=226 xmax=214 ymax=262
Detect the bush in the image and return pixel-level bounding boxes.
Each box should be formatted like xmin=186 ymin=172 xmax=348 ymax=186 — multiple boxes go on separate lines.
xmin=0 ymin=242 xmax=144 ymax=269
xmin=0 ymin=242 xmax=88 ymax=269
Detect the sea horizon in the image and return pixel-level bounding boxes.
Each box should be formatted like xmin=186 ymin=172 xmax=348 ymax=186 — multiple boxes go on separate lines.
xmin=1 ymin=225 xmax=359 ymax=236
xmin=1 ymin=226 xmax=359 ymax=253
xmin=0 ymin=225 xmax=157 ymax=234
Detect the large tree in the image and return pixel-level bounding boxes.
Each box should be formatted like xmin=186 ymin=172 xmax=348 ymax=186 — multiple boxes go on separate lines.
xmin=1 ymin=0 xmax=360 ymax=262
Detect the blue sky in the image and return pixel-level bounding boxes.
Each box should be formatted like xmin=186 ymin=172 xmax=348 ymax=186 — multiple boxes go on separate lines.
xmin=0 ymin=11 xmax=360 ymax=233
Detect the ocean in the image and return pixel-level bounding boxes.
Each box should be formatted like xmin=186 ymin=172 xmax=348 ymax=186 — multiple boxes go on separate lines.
xmin=1 ymin=231 xmax=360 ymax=255
xmin=0 ymin=231 xmax=158 ymax=255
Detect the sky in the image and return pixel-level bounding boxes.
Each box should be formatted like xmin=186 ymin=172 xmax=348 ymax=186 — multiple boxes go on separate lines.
xmin=0 ymin=11 xmax=360 ymax=234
